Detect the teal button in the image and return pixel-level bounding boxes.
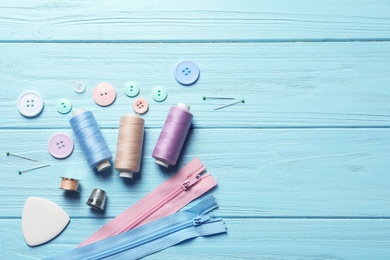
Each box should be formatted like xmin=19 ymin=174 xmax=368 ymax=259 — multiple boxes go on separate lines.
xmin=56 ymin=98 xmax=72 ymax=114
xmin=124 ymin=81 xmax=140 ymax=97
xmin=152 ymin=86 xmax=168 ymax=102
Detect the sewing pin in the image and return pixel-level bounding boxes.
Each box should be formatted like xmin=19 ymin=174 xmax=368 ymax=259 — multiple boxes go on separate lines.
xmin=214 ymin=99 xmax=245 ymax=111
xmin=18 ymin=164 xmax=50 ymax=175
xmin=202 ymin=96 xmax=235 ymax=100
xmin=6 ymin=151 xmax=38 ymax=162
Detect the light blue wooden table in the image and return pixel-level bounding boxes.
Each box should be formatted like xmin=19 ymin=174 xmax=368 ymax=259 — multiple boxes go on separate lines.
xmin=1 ymin=1 xmax=390 ymax=259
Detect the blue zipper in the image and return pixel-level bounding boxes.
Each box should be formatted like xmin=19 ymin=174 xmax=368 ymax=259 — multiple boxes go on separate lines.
xmin=44 ymin=195 xmax=227 ymax=260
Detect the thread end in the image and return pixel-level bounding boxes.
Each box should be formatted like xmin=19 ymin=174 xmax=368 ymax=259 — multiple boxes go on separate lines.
xmin=155 ymin=159 xmax=169 ymax=168
xmin=96 ymin=160 xmax=111 ymax=172
xmin=177 ymin=103 xmax=190 ymax=111
xmin=119 ymin=171 xmax=134 ymax=178
xmin=72 ymin=108 xmax=86 ymax=117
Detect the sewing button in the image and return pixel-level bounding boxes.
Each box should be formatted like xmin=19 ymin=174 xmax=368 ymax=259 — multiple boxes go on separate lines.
xmin=74 ymin=81 xmax=86 ymax=93
xmin=17 ymin=91 xmax=44 ymax=117
xmin=152 ymin=86 xmax=168 ymax=102
xmin=56 ymin=98 xmax=72 ymax=114
xmin=174 ymin=61 xmax=200 ymax=86
xmin=92 ymin=82 xmax=117 ymax=107
xmin=124 ymin=81 xmax=140 ymax=97
xmin=132 ymin=97 xmax=149 ymax=115
xmin=48 ymin=133 xmax=74 ymax=159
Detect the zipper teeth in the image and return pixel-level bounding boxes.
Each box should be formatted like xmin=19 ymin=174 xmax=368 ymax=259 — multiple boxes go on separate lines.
xmin=98 ymin=220 xmax=192 ymax=259
xmin=95 ymin=197 xmax=218 ymax=259
xmin=117 ymin=187 xmax=182 ymax=234
xmin=78 ymin=158 xmax=208 ymax=248
xmin=115 ymin=171 xmax=206 ymax=235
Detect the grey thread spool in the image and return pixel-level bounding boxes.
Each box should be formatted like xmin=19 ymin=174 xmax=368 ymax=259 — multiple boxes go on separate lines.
xmin=86 ymin=188 xmax=107 ymax=211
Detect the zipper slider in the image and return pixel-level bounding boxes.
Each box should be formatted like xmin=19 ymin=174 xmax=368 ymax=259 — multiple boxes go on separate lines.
xmin=193 ymin=212 xmax=214 ymax=226
xmin=182 ymin=174 xmax=201 ymax=190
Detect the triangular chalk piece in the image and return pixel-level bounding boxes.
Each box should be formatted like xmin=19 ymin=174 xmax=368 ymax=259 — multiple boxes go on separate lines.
xmin=22 ymin=197 xmax=70 ymax=246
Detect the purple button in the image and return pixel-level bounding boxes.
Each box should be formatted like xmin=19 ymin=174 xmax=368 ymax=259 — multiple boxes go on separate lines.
xmin=48 ymin=133 xmax=74 ymax=159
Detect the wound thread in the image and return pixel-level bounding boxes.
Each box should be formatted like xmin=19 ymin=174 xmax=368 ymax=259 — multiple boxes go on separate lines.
xmin=69 ymin=109 xmax=112 ymax=172
xmin=152 ymin=103 xmax=193 ymax=167
xmin=60 ymin=177 xmax=79 ymax=192
xmin=115 ymin=114 xmax=145 ymax=178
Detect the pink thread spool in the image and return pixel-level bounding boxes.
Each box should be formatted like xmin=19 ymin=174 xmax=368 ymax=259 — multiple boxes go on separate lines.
xmin=152 ymin=103 xmax=193 ymax=167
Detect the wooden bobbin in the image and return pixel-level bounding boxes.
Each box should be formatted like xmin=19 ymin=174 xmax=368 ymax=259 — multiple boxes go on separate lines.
xmin=59 ymin=177 xmax=80 ymax=192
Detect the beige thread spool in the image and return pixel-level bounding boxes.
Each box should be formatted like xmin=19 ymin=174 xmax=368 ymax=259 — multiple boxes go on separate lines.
xmin=114 ymin=113 xmax=145 ymax=178
xmin=59 ymin=177 xmax=80 ymax=192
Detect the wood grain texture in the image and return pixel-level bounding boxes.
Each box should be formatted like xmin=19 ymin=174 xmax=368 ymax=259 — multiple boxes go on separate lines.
xmin=1 ymin=219 xmax=390 ymax=259
xmin=2 ymin=128 xmax=390 ymax=218
xmin=1 ymin=42 xmax=390 ymax=128
xmin=1 ymin=0 xmax=390 ymax=259
xmin=0 ymin=0 xmax=390 ymax=41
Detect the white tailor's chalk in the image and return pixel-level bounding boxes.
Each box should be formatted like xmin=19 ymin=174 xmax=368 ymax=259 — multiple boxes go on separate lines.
xmin=22 ymin=197 xmax=70 ymax=246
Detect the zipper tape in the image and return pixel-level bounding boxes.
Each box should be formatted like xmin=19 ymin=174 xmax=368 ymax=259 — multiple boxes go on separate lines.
xmin=44 ymin=195 xmax=227 ymax=260
xmin=79 ymin=158 xmax=217 ymax=247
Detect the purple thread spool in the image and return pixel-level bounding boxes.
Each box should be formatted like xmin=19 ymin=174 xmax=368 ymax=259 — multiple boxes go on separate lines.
xmin=152 ymin=103 xmax=193 ymax=167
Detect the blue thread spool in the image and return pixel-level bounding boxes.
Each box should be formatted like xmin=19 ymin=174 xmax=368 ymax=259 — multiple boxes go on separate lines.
xmin=69 ymin=108 xmax=112 ymax=172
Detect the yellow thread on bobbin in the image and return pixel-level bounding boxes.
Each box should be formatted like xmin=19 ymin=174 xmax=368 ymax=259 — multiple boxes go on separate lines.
xmin=114 ymin=113 xmax=145 ymax=178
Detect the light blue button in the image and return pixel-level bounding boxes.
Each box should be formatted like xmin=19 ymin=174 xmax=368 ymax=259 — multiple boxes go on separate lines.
xmin=174 ymin=61 xmax=200 ymax=86
xmin=124 ymin=81 xmax=140 ymax=97
xmin=152 ymin=86 xmax=168 ymax=102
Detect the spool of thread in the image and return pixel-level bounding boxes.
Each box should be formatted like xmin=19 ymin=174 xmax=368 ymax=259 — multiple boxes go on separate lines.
xmin=152 ymin=103 xmax=193 ymax=167
xmin=59 ymin=177 xmax=80 ymax=192
xmin=69 ymin=108 xmax=112 ymax=172
xmin=115 ymin=114 xmax=145 ymax=178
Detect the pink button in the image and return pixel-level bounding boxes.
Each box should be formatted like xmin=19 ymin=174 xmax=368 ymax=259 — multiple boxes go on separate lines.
xmin=48 ymin=133 xmax=74 ymax=159
xmin=133 ymin=97 xmax=149 ymax=114
xmin=92 ymin=82 xmax=117 ymax=107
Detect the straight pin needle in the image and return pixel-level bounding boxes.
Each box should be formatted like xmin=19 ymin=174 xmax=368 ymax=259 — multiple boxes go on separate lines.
xmin=202 ymin=96 xmax=235 ymax=100
xmin=214 ymin=99 xmax=245 ymax=111
xmin=6 ymin=152 xmax=38 ymax=162
xmin=18 ymin=164 xmax=50 ymax=175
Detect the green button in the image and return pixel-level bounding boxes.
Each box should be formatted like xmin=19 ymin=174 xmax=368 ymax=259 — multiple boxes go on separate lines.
xmin=56 ymin=98 xmax=72 ymax=114
xmin=152 ymin=86 xmax=168 ymax=102
xmin=124 ymin=81 xmax=140 ymax=97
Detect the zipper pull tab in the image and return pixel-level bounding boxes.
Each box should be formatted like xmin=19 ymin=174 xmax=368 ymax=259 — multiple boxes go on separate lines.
xmin=193 ymin=212 xmax=214 ymax=226
xmin=182 ymin=174 xmax=201 ymax=190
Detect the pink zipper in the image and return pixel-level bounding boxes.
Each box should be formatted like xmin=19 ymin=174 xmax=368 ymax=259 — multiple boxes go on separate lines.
xmin=78 ymin=158 xmax=217 ymax=247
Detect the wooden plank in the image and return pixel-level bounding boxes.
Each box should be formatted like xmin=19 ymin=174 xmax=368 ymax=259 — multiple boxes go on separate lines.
xmin=0 ymin=0 xmax=390 ymax=41
xmin=1 ymin=42 xmax=390 ymax=128
xmin=1 ymin=218 xmax=389 ymax=259
xmin=2 ymin=128 xmax=390 ymax=218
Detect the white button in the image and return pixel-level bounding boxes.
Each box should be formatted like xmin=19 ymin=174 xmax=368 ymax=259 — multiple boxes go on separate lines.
xmin=74 ymin=81 xmax=86 ymax=93
xmin=17 ymin=91 xmax=44 ymax=117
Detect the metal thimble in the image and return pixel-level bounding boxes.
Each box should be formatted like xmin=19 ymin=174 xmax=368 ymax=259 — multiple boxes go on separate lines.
xmin=86 ymin=188 xmax=107 ymax=211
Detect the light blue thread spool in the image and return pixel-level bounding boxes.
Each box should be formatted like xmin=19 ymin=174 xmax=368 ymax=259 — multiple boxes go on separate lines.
xmin=69 ymin=108 xmax=112 ymax=172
